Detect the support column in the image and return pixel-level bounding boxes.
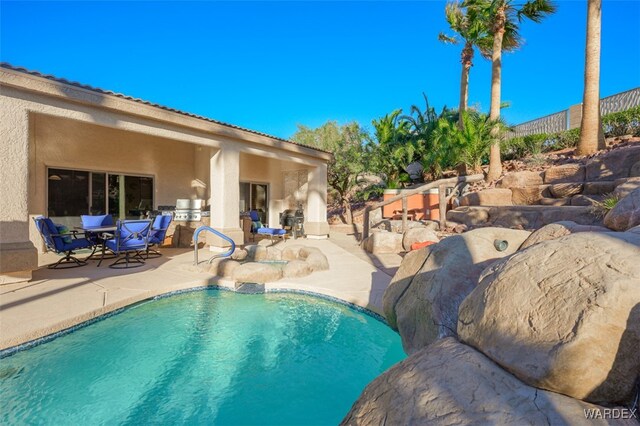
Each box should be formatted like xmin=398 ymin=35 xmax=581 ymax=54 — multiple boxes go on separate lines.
xmin=208 ymin=146 xmax=244 ymax=247
xmin=304 ymin=163 xmax=330 ymax=239
xmin=0 ymin=106 xmax=37 ymax=284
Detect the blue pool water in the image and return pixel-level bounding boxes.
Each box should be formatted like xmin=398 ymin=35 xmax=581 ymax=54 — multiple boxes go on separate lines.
xmin=0 ymin=290 xmax=405 ymax=425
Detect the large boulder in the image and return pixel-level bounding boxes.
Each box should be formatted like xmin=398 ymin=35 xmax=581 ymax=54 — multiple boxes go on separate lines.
xmin=459 ymin=232 xmax=640 ymax=405
xmin=385 ymin=228 xmax=530 ymax=354
xmin=362 ymin=231 xmax=403 ymax=254
xmin=584 ymin=181 xmax=616 ymax=195
xmin=586 ymin=145 xmax=640 ymax=181
xmin=519 ymin=220 xmax=610 ymax=250
xmin=544 ymin=163 xmax=586 ymax=183
xmin=282 ymin=260 xmax=312 ymax=278
xmin=497 ymin=171 xmax=544 ymax=189
xmin=458 ymin=188 xmax=513 ymax=206
xmin=341 ymin=338 xmax=626 ymax=426
xmin=245 ymin=244 xmax=267 ymax=261
xmin=604 ymin=187 xmax=640 ymax=231
xmin=401 ymin=228 xmax=439 ymax=252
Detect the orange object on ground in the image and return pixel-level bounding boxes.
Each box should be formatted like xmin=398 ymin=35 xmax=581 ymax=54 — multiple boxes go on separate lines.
xmin=410 ymin=240 xmax=437 ymax=251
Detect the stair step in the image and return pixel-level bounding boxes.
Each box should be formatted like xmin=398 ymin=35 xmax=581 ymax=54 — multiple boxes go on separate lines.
xmin=447 ymin=206 xmax=603 ymax=230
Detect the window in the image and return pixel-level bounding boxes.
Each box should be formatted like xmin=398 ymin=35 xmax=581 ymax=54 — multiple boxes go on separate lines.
xmin=47 ymin=167 xmax=154 ymax=225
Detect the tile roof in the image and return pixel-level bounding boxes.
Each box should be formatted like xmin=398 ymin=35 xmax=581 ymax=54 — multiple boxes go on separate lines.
xmin=0 ymin=62 xmax=331 ymax=155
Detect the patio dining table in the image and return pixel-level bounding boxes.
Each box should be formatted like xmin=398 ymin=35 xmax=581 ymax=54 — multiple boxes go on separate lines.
xmin=74 ymin=224 xmax=118 ymax=264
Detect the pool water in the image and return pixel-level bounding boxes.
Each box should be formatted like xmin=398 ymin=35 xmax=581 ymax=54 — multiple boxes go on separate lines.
xmin=0 ymin=290 xmax=405 ymax=425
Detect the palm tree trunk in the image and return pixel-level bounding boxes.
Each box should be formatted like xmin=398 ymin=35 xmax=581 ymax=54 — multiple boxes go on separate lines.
xmin=486 ymin=9 xmax=506 ymax=182
xmin=577 ymin=0 xmax=606 ymax=155
xmin=458 ymin=42 xmax=473 ymax=128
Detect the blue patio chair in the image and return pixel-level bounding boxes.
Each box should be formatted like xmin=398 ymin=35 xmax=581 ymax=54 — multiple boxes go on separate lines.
xmin=249 ymin=210 xmax=263 ymax=241
xmin=33 ymin=216 xmax=95 ymax=269
xmin=100 ymin=219 xmax=152 ymax=269
xmin=81 ymin=214 xmax=115 ymax=260
xmin=146 ymin=215 xmax=172 ymax=258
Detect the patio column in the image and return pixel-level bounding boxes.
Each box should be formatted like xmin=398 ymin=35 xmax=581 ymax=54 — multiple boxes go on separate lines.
xmin=305 ymin=163 xmax=330 ymax=239
xmin=0 ymin=106 xmax=37 ymax=284
xmin=208 ymin=146 xmax=244 ymax=247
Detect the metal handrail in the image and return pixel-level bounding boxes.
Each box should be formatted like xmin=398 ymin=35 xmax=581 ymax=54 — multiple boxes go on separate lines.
xmin=193 ymin=226 xmax=236 ymax=266
xmin=361 ymin=174 xmax=484 ymax=241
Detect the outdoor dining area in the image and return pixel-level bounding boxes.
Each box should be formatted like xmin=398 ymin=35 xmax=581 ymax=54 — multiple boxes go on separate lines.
xmin=33 ymin=214 xmax=173 ymax=269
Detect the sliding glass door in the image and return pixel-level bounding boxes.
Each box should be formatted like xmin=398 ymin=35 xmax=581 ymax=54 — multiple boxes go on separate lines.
xmin=47 ymin=167 xmax=153 ymax=226
xmin=239 ymin=182 xmax=268 ymax=224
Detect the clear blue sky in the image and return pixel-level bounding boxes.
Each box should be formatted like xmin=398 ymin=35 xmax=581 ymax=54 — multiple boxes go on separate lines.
xmin=1 ymin=1 xmax=639 ymax=139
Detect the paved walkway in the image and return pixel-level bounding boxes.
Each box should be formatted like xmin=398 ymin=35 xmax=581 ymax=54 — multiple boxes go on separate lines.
xmin=0 ymin=237 xmax=399 ymax=350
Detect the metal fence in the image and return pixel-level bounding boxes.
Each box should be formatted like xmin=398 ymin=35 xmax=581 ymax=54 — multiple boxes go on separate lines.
xmin=511 ymin=87 xmax=640 ymax=138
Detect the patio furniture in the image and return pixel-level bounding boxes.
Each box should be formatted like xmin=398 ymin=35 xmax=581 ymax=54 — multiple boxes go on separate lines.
xmin=146 ymin=214 xmax=172 ymax=258
xmin=100 ymin=219 xmax=152 ymax=269
xmin=256 ymin=227 xmax=287 ymax=243
xmin=33 ymin=216 xmax=95 ymax=269
xmin=249 ymin=210 xmax=263 ymax=241
xmin=80 ymin=214 xmax=115 ymax=260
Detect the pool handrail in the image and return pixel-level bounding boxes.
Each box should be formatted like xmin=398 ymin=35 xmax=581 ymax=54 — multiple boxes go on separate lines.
xmin=193 ymin=226 xmax=236 ymax=265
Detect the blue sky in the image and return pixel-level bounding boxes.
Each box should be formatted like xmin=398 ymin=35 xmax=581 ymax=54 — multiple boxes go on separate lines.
xmin=1 ymin=1 xmax=639 ymax=139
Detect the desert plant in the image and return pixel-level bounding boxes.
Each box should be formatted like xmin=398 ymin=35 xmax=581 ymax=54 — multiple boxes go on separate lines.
xmin=591 ymin=192 xmax=620 ymax=218
xmin=602 ymin=106 xmax=640 ymax=137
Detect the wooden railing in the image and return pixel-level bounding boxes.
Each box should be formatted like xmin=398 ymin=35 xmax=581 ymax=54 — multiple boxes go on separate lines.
xmin=361 ymin=174 xmax=484 ymax=241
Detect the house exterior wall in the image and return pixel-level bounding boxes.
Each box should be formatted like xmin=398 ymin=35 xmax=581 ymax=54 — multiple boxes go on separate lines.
xmin=0 ymin=67 xmax=330 ymax=283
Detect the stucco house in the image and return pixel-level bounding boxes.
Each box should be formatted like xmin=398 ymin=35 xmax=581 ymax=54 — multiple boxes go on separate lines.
xmin=0 ymin=63 xmax=331 ymax=284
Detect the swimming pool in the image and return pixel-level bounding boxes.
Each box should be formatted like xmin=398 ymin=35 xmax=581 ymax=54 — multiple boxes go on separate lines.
xmin=0 ymin=289 xmax=405 ymax=425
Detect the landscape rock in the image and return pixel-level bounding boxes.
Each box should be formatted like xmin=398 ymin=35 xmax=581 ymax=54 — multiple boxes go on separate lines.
xmin=604 ymin=187 xmax=640 ymax=231
xmin=282 ymin=260 xmax=312 ymax=278
xmin=281 ymin=244 xmax=304 ymax=261
xmin=544 ymin=163 xmax=586 ymax=183
xmin=401 ymin=228 xmax=439 ymax=252
xmin=305 ymin=252 xmax=329 ymax=271
xmin=511 ymin=186 xmax=544 ymax=205
xmin=363 ymin=231 xmax=403 ymax=254
xmin=570 ymin=194 xmax=603 ymax=206
xmin=538 ymin=197 xmax=571 ymax=206
xmin=584 ymin=181 xmax=616 ymax=195
xmin=586 ymin=145 xmax=640 ymax=181
xmin=421 ymin=220 xmax=440 ymax=231
xmin=446 ymin=207 xmax=489 ymax=227
xmin=245 ymin=244 xmax=267 ymax=261
xmin=385 ymin=227 xmax=530 ymax=354
xmin=230 ymin=248 xmax=248 ymax=261
xmin=458 ymin=232 xmax=640 ymax=405
xmin=341 ymin=338 xmax=625 ymax=426
xmin=265 ymin=246 xmax=282 ymax=260
xmin=382 ymin=247 xmax=432 ymax=329
xmin=208 ymin=258 xmax=241 ymax=278
xmin=549 ymin=183 xmax=584 ymax=198
xmin=519 ymin=220 xmax=610 ymax=250
xmin=459 ymin=188 xmax=513 ymax=206
xmin=631 ymin=161 xmax=640 ymax=177
xmin=232 ymin=262 xmax=283 ymax=283
xmin=497 ymin=171 xmax=544 ymax=189
xmin=614 ymin=177 xmax=640 ymax=200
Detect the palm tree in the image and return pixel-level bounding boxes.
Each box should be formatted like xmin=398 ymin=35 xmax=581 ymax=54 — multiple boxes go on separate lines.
xmin=576 ymin=0 xmax=606 ymax=155
xmin=466 ymin=0 xmax=556 ymax=181
xmin=439 ymin=2 xmax=491 ymax=128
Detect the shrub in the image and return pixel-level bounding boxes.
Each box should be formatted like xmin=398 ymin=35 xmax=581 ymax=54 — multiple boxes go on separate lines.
xmin=602 ymin=106 xmax=640 ymax=137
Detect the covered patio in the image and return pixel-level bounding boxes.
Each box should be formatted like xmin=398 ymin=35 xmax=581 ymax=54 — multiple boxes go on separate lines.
xmin=0 ymin=64 xmax=331 ymax=284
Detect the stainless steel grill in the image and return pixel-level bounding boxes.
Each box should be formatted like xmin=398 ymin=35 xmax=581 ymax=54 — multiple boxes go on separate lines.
xmin=174 ymin=199 xmax=204 ymax=222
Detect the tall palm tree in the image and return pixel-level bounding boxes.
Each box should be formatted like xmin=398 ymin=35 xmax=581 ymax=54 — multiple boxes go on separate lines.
xmin=577 ymin=0 xmax=606 ymax=155
xmin=466 ymin=0 xmax=556 ymax=181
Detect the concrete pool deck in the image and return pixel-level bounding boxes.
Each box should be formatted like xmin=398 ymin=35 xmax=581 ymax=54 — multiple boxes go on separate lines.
xmin=0 ymin=237 xmax=396 ymax=351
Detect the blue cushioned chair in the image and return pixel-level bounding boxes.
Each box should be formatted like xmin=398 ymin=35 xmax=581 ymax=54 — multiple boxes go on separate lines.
xmin=256 ymin=227 xmax=287 ymax=243
xmin=100 ymin=219 xmax=152 ymax=269
xmin=33 ymin=216 xmax=95 ymax=269
xmin=81 ymin=214 xmax=115 ymax=260
xmin=146 ymin=215 xmax=172 ymax=258
xmin=249 ymin=210 xmax=263 ymax=241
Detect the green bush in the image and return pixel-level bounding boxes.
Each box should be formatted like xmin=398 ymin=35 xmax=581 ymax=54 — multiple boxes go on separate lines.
xmin=602 ymin=106 xmax=640 ymax=137
xmin=548 ymin=128 xmax=580 ymax=150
